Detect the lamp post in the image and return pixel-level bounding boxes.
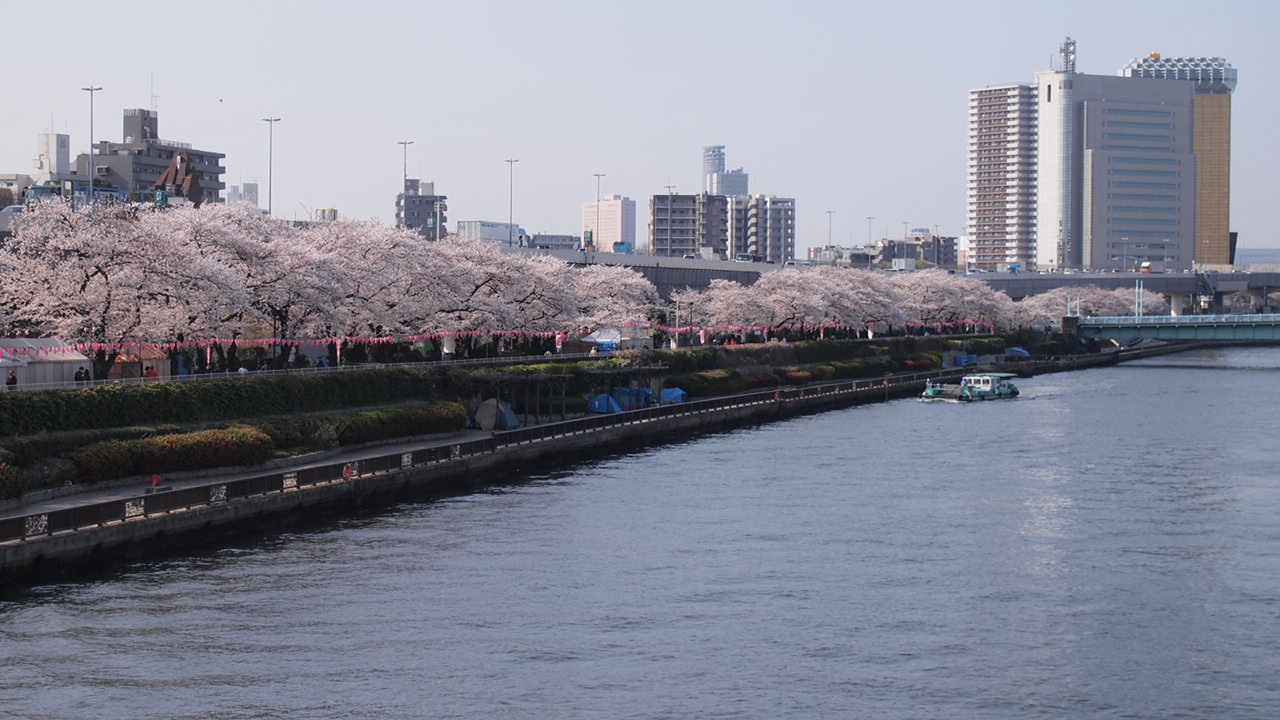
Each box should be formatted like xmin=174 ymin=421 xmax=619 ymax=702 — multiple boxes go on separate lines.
xmin=866 ymin=215 xmax=875 ymax=268
xmin=593 ymin=172 xmax=606 ymax=251
xmin=826 ymin=210 xmax=835 ymax=247
xmin=81 ymin=86 xmax=102 ymax=203
xmin=262 ymin=117 xmax=281 ymax=216
xmin=505 ymin=158 xmax=519 ymax=247
xmin=1121 ymin=236 xmax=1129 ymax=272
xmin=397 ymin=140 xmax=413 ymax=188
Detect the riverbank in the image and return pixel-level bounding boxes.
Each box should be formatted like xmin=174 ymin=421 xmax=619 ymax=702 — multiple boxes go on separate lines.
xmin=0 ymin=342 xmax=1215 ymax=587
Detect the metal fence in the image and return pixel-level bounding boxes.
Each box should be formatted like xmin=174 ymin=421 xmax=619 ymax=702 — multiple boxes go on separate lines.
xmin=0 ymin=370 xmax=954 ymax=545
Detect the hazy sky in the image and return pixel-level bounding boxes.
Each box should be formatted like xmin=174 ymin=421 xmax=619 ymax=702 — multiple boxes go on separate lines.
xmin=4 ymin=0 xmax=1277 ymax=251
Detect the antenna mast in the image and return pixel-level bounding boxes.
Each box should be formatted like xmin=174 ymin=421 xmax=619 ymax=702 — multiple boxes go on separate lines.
xmin=1060 ymin=37 xmax=1077 ymax=74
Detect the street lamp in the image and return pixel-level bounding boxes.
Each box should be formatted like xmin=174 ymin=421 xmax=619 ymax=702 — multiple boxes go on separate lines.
xmin=1121 ymin=236 xmax=1129 ymax=272
xmin=81 ymin=86 xmax=102 ymax=203
xmin=866 ymin=215 xmax=875 ymax=268
xmin=593 ymin=172 xmax=606 ymax=252
xmin=505 ymin=158 xmax=519 ymax=247
xmin=262 ymin=117 xmax=281 ymax=216
xmin=826 ymin=210 xmax=835 ymax=247
xmin=397 ymin=140 xmax=413 ymax=188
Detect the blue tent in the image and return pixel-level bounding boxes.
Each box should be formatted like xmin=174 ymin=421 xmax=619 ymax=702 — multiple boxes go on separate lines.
xmin=611 ymin=386 xmax=652 ymax=410
xmin=588 ymin=394 xmax=624 ymax=413
xmin=659 ymin=388 xmax=687 ymax=404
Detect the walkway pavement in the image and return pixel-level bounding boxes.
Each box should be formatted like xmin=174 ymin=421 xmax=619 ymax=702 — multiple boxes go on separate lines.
xmin=1 ymin=429 xmax=495 ymax=521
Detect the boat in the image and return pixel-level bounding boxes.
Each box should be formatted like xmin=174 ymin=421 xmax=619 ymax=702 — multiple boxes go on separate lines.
xmin=921 ymin=372 xmax=1020 ymax=402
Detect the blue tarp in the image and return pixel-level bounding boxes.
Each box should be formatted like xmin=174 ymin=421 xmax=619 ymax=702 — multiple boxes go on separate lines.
xmin=1007 ymin=346 xmax=1031 ymax=357
xmin=659 ymin=388 xmax=687 ymax=404
xmin=611 ymin=387 xmax=652 ymax=410
xmin=588 ymin=394 xmax=623 ymax=413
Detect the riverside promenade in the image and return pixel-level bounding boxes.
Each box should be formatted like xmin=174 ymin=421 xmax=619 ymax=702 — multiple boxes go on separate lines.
xmin=0 ymin=342 xmax=1209 ymax=586
xmin=0 ymin=369 xmax=954 ymax=585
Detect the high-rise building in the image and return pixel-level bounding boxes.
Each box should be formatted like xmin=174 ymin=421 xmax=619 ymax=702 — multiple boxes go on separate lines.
xmin=743 ymin=195 xmax=796 ymax=262
xmin=649 ymin=192 xmax=728 ymax=258
xmin=74 ymin=109 xmax=225 ymax=203
xmin=966 ymin=84 xmax=1037 ymax=270
xmin=581 ymin=194 xmax=636 ymax=252
xmin=702 ymin=145 xmax=748 ymax=195
xmin=396 ymin=179 xmax=448 ymax=239
xmin=1120 ymin=53 xmax=1237 ymax=265
xmin=1034 ymin=68 xmax=1196 ymax=270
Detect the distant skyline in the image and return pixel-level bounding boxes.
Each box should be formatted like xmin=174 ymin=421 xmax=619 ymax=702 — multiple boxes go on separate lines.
xmin=3 ymin=1 xmax=1276 ymax=251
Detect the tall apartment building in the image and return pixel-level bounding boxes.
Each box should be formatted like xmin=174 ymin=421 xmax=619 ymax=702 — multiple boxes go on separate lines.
xmin=581 ymin=194 xmax=636 ymax=251
xmin=966 ymin=84 xmax=1037 ymax=270
xmin=396 ymin=179 xmax=448 ymax=240
xmin=1035 ymin=69 xmax=1196 ymax=270
xmin=75 ymin=109 xmax=225 ymax=203
xmin=743 ymin=195 xmax=796 ymax=262
xmin=1121 ymin=54 xmax=1237 ymax=265
xmin=649 ymin=192 xmax=728 ymax=258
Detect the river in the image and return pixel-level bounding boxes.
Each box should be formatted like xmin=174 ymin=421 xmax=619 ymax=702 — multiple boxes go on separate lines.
xmin=2 ymin=346 xmax=1278 ymax=719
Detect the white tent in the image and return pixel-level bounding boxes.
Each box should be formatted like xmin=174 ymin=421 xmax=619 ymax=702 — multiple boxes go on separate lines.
xmin=0 ymin=338 xmax=91 ymax=389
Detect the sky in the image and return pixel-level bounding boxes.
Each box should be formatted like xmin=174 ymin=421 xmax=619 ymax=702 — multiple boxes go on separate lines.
xmin=4 ymin=0 xmax=1278 ymax=252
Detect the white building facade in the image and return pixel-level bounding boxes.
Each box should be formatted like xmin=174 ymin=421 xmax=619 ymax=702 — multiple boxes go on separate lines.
xmin=1035 ymin=70 xmax=1196 ymax=270
xmin=581 ymin=194 xmax=636 ymax=252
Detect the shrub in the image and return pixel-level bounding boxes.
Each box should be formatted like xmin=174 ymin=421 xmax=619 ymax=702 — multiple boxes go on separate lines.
xmin=65 ymin=426 xmax=275 ymax=483
xmin=741 ymin=372 xmax=780 ymax=390
xmin=0 ymin=463 xmax=28 ymax=500
xmin=665 ymin=369 xmax=744 ymax=397
xmin=336 ymin=402 xmax=468 ymax=445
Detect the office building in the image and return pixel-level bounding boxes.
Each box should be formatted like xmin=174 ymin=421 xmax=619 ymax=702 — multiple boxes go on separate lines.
xmin=1035 ymin=67 xmax=1195 ymax=270
xmin=396 ymin=179 xmax=448 ymax=240
xmin=1121 ymin=53 xmax=1237 ymax=265
xmin=967 ymin=83 xmax=1037 ymax=270
xmin=649 ymin=192 xmax=728 ymax=258
xmin=75 ymin=109 xmax=225 ymax=203
xmin=456 ymin=219 xmax=524 ymax=246
xmin=702 ymin=145 xmax=748 ymax=196
xmin=581 ymin=194 xmax=636 ymax=252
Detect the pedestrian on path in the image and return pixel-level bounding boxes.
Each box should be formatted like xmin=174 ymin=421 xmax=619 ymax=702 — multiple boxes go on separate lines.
xmin=5 ymin=370 xmax=16 ymax=391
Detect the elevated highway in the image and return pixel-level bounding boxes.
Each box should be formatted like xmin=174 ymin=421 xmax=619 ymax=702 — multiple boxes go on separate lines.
xmin=1077 ymin=313 xmax=1280 ymax=341
xmin=524 ymin=248 xmax=1280 ymax=311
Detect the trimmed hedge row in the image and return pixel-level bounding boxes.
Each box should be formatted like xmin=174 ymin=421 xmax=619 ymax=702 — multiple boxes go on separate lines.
xmin=0 ymin=463 xmax=28 ymax=500
xmin=65 ymin=426 xmax=275 ymax=483
xmin=667 ymin=353 xmax=942 ymax=397
xmin=1 ymin=425 xmax=187 ymax=467
xmin=335 ymin=402 xmax=468 ymax=446
xmin=57 ymin=401 xmax=469 ymax=483
xmin=0 ymin=368 xmax=445 ymax=436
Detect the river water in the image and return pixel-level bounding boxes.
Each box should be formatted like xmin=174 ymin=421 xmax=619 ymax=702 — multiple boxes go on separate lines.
xmin=2 ymin=347 xmax=1278 ymax=719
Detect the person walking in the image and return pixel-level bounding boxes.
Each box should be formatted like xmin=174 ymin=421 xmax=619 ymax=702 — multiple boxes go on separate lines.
xmin=5 ymin=370 xmax=16 ymax=391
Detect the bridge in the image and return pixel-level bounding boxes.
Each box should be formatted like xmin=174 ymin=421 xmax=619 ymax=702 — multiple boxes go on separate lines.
xmin=1076 ymin=313 xmax=1280 ymax=341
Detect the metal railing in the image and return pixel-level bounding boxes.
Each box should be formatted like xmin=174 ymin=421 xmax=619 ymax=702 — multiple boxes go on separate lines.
xmin=1081 ymin=313 xmax=1280 ymax=326
xmin=0 ymin=369 xmax=953 ymax=545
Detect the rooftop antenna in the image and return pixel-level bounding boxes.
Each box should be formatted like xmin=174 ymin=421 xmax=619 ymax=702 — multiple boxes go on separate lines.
xmin=1060 ymin=37 xmax=1077 ymax=74
xmin=149 ymin=72 xmax=160 ymax=113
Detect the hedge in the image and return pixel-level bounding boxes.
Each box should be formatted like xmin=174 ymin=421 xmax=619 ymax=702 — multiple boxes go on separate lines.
xmin=0 ymin=368 xmax=446 ymax=436
xmin=335 ymin=402 xmax=468 ymax=445
xmin=0 ymin=463 xmax=27 ymax=500
xmin=65 ymin=426 xmax=275 ymax=483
